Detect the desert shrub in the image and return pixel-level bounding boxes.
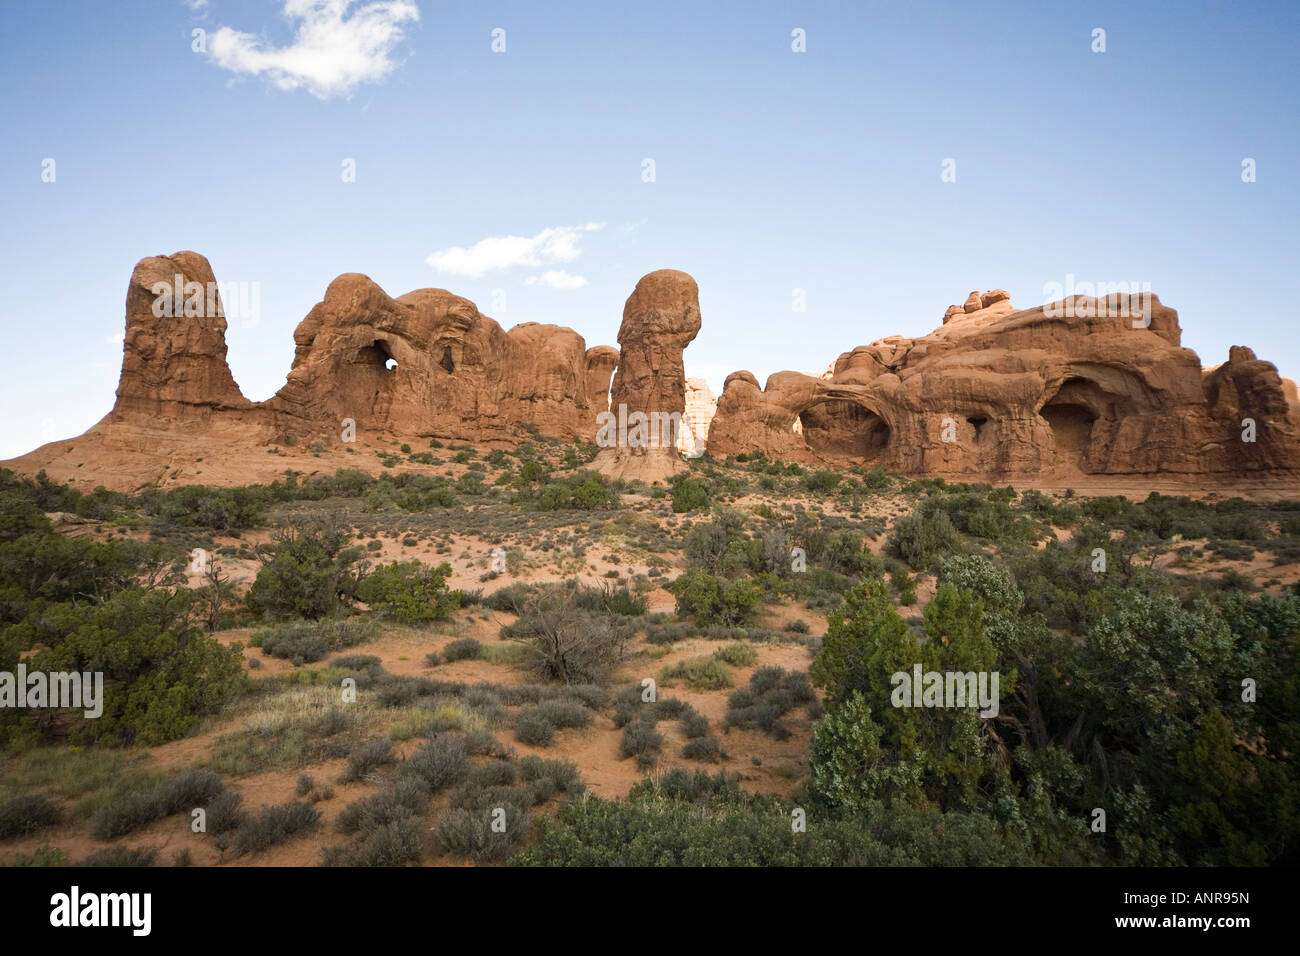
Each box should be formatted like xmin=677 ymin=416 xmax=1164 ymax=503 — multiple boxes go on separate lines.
xmin=888 ymin=507 xmax=961 ymax=570
xmin=573 ymin=581 xmax=647 ymax=616
xmin=512 ymin=792 xmax=1030 ymax=867
xmin=357 ymin=560 xmax=458 ymax=623
xmin=0 ymin=793 xmax=61 ymax=840
xmin=527 ymin=699 xmax=591 ymax=730
xmin=336 ymin=778 xmax=430 ymax=836
xmin=324 ymin=815 xmax=424 ymax=866
xmin=671 ymin=477 xmax=712 ymax=513
xmin=805 ymin=470 xmax=842 ymax=492
xmin=484 ymin=582 xmax=535 ymax=613
xmin=526 ymin=471 xmax=618 ymax=511
xmin=91 ymin=769 xmax=226 ymax=840
xmin=619 ymin=720 xmax=664 ymax=770
xmin=514 ymin=711 xmax=556 ymax=747
xmin=668 ymin=571 xmax=763 ymax=627
xmin=682 ymin=737 xmax=726 ymax=763
xmin=80 ymin=846 xmax=157 ymax=867
xmin=433 ymin=785 xmax=532 ymax=862
xmin=506 ymin=594 xmax=633 ymax=684
xmin=1 ymin=586 xmax=245 ymax=747
xmin=205 ymin=790 xmax=247 ymax=835
xmin=517 ymin=756 xmax=584 ymax=805
xmin=713 ymin=642 xmax=759 ymax=667
xmin=680 ymin=709 xmax=711 ymax=739
xmin=659 ymin=656 xmax=732 ymax=691
xmin=9 ymin=845 xmax=69 ymax=867
xmin=245 ymin=523 xmax=364 ymax=621
xmin=399 ymin=736 xmax=470 ymax=792
xmin=256 ymin=618 xmax=377 ymax=664
xmin=725 ymin=667 xmax=817 ymax=740
xmin=442 ymin=637 xmax=483 ymax=661
xmin=341 ymin=738 xmax=396 ymax=782
xmin=233 ymin=801 xmax=320 ymax=855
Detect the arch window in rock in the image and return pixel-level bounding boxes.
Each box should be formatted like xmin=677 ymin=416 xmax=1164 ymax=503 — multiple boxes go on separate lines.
xmin=358 ymin=339 xmax=398 ymax=372
xmin=1040 ymin=378 xmax=1101 ymax=470
xmin=797 ymin=399 xmax=890 ymax=461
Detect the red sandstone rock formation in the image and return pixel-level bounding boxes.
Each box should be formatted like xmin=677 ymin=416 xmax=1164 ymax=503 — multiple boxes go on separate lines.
xmin=110 ymin=253 xmax=614 ymax=445
xmin=594 ymin=270 xmax=702 ymax=480
xmin=115 ymin=252 xmax=252 ymax=420
xmin=6 ymin=258 xmax=1298 ymax=491
xmin=708 ymin=290 xmax=1300 ymax=480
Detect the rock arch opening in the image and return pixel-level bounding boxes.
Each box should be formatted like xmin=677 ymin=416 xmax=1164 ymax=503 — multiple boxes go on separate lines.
xmin=1041 ymin=378 xmax=1099 ymax=470
xmin=359 ymin=339 xmax=398 ymax=372
xmin=797 ymin=398 xmax=890 ymax=461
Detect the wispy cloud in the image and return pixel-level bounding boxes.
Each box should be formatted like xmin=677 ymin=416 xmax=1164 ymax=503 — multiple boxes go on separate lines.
xmin=205 ymin=0 xmax=420 ymax=100
xmin=427 ymin=223 xmax=605 ymax=280
xmin=526 ymin=270 xmax=589 ymax=290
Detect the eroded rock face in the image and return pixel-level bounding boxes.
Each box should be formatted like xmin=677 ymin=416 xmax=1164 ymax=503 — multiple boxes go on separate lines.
xmin=609 ymin=270 xmax=701 ymax=419
xmin=43 ymin=257 xmax=1300 ymax=488
xmin=107 ymin=255 xmax=615 ymax=444
xmin=709 ymin=290 xmax=1300 ymax=479
xmin=593 ymin=270 xmax=703 ymax=479
xmin=114 ymin=252 xmax=251 ymax=420
xmin=268 ymin=275 xmax=607 ymax=441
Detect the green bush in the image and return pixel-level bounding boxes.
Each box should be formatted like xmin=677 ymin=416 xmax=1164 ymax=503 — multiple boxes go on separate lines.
xmin=246 ymin=524 xmax=364 ymax=621
xmin=357 ymin=560 xmax=458 ymax=623
xmin=659 ymin=656 xmax=732 ymax=691
xmin=888 ymin=507 xmax=961 ymax=570
xmin=671 ymin=477 xmax=712 ymax=513
xmin=668 ymin=571 xmax=763 ymax=627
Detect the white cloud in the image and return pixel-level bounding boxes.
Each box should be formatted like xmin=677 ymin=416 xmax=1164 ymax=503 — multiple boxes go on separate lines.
xmin=427 ymin=223 xmax=604 ymax=279
xmin=526 ymin=270 xmax=589 ymax=290
xmin=106 ymin=332 xmax=124 ymax=344
xmin=206 ymin=0 xmax=420 ymax=100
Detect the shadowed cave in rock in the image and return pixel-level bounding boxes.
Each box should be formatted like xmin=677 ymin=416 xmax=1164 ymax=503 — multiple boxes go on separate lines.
xmin=359 ymin=339 xmax=398 ymax=372
xmin=797 ymin=398 xmax=891 ymax=461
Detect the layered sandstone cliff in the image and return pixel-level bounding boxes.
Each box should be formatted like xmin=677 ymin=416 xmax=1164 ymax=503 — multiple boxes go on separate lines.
xmin=708 ymin=290 xmax=1300 ymax=479
xmin=5 ymin=255 xmax=1297 ymax=490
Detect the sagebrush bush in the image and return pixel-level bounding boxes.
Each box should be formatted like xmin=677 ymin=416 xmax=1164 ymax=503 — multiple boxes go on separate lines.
xmin=442 ymin=637 xmax=483 ymax=661
xmin=91 ymin=769 xmax=226 ymax=841
xmin=659 ymin=656 xmax=732 ymax=691
xmin=336 ymin=778 xmax=430 ymax=835
xmin=80 ymin=846 xmax=158 ymax=867
xmin=725 ymin=667 xmax=817 ymax=740
xmin=682 ymin=737 xmax=726 ymax=763
xmin=619 ymin=721 xmax=664 ymax=770
xmin=341 ymin=738 xmax=397 ymax=783
xmin=514 ymin=711 xmax=556 ymax=747
xmin=233 ymin=801 xmax=320 ymax=855
xmin=399 ymin=736 xmax=470 ymax=791
xmin=0 ymin=793 xmax=61 ymax=840
xmin=256 ymin=618 xmax=377 ymax=665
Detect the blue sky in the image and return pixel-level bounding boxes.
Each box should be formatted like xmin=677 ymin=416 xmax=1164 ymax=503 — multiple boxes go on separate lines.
xmin=2 ymin=0 xmax=1297 ymax=460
